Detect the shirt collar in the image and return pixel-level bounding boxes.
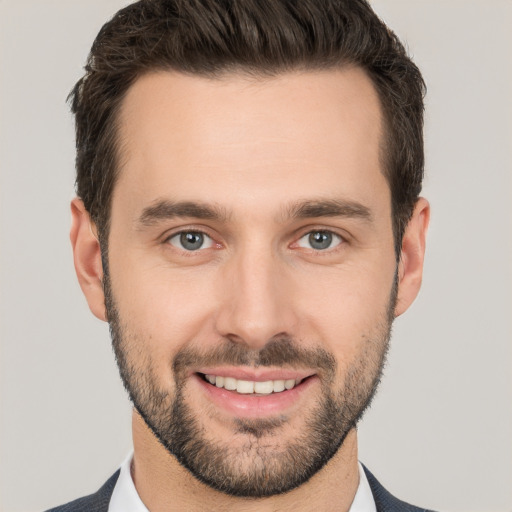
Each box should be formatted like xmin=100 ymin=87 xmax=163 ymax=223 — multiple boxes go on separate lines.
xmin=108 ymin=452 xmax=376 ymax=512
xmin=350 ymin=462 xmax=378 ymax=512
xmin=108 ymin=452 xmax=148 ymax=512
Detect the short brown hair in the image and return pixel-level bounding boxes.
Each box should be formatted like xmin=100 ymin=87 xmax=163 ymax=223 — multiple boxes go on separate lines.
xmin=69 ymin=0 xmax=425 ymax=255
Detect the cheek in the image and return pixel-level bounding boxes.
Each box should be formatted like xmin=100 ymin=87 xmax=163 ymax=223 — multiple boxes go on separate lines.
xmin=293 ymin=263 xmax=395 ymax=357
xmin=109 ymin=257 xmax=219 ymax=358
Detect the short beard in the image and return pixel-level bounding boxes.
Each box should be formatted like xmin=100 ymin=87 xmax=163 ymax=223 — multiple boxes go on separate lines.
xmin=103 ymin=265 xmax=395 ymax=498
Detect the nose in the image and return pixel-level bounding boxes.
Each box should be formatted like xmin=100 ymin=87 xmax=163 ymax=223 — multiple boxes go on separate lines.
xmin=214 ymin=245 xmax=297 ymax=350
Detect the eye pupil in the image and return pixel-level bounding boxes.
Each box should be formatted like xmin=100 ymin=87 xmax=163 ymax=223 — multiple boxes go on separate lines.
xmin=308 ymin=231 xmax=332 ymax=250
xmin=180 ymin=232 xmax=204 ymax=250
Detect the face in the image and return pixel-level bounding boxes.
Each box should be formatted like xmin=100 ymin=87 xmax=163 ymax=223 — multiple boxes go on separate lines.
xmin=104 ymin=68 xmax=398 ymax=496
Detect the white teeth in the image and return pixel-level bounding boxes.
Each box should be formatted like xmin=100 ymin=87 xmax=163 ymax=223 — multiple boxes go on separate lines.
xmin=285 ymin=379 xmax=296 ymax=390
xmin=224 ymin=377 xmax=237 ymax=390
xmin=254 ymin=380 xmax=274 ymax=394
xmin=236 ymin=380 xmax=254 ymax=394
xmin=273 ymin=380 xmax=285 ymax=392
xmin=203 ymin=374 xmax=303 ymax=394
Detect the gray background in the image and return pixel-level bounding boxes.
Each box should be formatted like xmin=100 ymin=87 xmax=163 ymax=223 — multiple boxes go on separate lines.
xmin=1 ymin=1 xmax=511 ymax=511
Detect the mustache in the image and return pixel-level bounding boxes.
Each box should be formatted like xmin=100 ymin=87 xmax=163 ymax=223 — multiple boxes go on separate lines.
xmin=173 ymin=335 xmax=336 ymax=382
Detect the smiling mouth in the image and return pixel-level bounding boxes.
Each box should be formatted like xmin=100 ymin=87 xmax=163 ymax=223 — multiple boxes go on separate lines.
xmin=198 ymin=373 xmax=307 ymax=395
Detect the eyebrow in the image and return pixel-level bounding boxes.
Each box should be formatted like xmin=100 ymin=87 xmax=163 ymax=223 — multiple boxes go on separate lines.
xmin=137 ymin=200 xmax=229 ymax=227
xmin=137 ymin=197 xmax=373 ymax=228
xmin=284 ymin=198 xmax=373 ymax=222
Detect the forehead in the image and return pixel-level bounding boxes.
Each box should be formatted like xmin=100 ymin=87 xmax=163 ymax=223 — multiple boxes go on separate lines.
xmin=114 ymin=67 xmax=388 ymax=218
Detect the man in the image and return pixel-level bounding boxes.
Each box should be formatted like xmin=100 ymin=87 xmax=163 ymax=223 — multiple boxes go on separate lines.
xmin=48 ymin=0 xmax=432 ymax=510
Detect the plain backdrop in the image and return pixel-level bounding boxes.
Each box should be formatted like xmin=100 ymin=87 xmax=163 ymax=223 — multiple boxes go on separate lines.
xmin=1 ymin=1 xmax=511 ymax=511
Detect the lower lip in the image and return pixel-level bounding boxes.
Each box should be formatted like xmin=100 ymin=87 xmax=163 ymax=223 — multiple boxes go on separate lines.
xmin=193 ymin=374 xmax=317 ymax=418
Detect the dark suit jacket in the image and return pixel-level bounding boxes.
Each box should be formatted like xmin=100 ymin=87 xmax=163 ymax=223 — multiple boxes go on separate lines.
xmin=45 ymin=465 xmax=437 ymax=512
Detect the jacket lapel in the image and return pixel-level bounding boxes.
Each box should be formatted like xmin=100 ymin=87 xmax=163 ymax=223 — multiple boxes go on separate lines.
xmin=45 ymin=470 xmax=120 ymax=512
xmin=362 ymin=465 xmax=437 ymax=512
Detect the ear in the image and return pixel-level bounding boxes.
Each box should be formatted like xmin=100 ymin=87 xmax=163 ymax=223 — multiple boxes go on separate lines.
xmin=395 ymin=197 xmax=430 ymax=317
xmin=70 ymin=198 xmax=107 ymax=321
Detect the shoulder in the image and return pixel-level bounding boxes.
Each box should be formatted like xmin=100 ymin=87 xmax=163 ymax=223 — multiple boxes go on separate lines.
xmin=45 ymin=470 xmax=120 ymax=512
xmin=363 ymin=465 xmax=438 ymax=512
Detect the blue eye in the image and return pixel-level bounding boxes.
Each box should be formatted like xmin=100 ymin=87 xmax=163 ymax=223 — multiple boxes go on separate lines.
xmin=168 ymin=231 xmax=214 ymax=251
xmin=297 ymin=230 xmax=342 ymax=250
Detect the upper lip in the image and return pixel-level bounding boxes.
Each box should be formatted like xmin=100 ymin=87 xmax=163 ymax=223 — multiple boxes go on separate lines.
xmin=194 ymin=367 xmax=315 ymax=382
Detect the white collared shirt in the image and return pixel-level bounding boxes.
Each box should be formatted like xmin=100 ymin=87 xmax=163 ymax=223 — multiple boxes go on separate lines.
xmin=109 ymin=452 xmax=376 ymax=512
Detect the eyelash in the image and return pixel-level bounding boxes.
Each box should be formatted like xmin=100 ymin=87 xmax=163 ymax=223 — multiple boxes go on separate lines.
xmin=163 ymin=227 xmax=347 ymax=254
xmin=164 ymin=229 xmax=218 ymax=252
xmin=294 ymin=230 xmax=344 ymax=252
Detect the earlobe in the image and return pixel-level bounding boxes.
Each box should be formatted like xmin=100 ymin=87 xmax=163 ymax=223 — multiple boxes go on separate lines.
xmin=394 ymin=197 xmax=430 ymax=317
xmin=70 ymin=198 xmax=107 ymax=321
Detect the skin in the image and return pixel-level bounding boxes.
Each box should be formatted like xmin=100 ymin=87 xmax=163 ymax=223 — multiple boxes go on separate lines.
xmin=70 ymin=67 xmax=429 ymax=511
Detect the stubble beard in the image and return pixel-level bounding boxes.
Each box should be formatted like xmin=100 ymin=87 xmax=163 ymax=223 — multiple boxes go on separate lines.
xmin=103 ymin=268 xmax=395 ymax=498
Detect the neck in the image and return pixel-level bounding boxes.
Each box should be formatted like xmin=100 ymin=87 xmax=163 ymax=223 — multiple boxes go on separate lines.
xmin=131 ymin=410 xmax=360 ymax=512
